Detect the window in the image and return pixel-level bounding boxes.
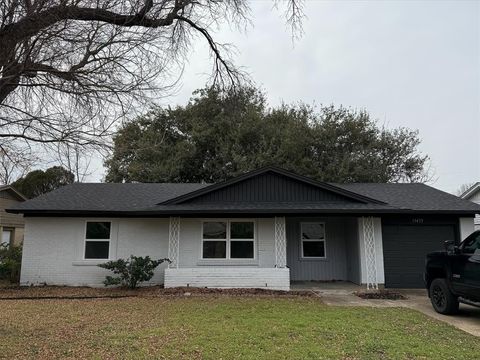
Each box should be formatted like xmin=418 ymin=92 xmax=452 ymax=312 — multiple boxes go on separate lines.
xmin=230 ymin=222 xmax=254 ymax=258
xmin=462 ymin=232 xmax=480 ymax=255
xmin=1 ymin=228 xmax=13 ymax=247
xmin=301 ymin=222 xmax=326 ymax=258
xmin=84 ymin=222 xmax=111 ymax=259
xmin=202 ymin=222 xmax=227 ymax=258
xmin=202 ymin=220 xmax=255 ymax=259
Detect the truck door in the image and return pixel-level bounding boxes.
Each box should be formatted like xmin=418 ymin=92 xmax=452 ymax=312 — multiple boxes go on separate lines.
xmin=453 ymin=232 xmax=480 ymax=299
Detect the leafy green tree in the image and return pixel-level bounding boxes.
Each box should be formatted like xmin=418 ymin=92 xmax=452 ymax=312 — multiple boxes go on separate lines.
xmin=105 ymin=87 xmax=430 ymax=184
xmin=12 ymin=166 xmax=75 ymax=198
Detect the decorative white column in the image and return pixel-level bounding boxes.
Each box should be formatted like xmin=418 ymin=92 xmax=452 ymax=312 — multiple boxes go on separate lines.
xmin=168 ymin=217 xmax=180 ymax=268
xmin=274 ymin=217 xmax=287 ymax=268
xmin=362 ymin=216 xmax=378 ymax=290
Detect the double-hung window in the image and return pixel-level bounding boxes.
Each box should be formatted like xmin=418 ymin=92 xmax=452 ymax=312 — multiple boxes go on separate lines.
xmin=202 ymin=220 xmax=255 ymax=259
xmin=202 ymin=221 xmax=227 ymax=259
xmin=301 ymin=222 xmax=326 ymax=258
xmin=84 ymin=222 xmax=111 ymax=260
xmin=230 ymin=221 xmax=255 ymax=259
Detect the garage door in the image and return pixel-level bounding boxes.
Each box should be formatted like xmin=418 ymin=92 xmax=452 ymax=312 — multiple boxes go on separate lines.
xmin=383 ymin=225 xmax=456 ymax=288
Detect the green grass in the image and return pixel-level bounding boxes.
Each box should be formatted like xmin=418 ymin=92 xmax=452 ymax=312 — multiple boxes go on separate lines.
xmin=0 ymin=296 xmax=478 ymax=359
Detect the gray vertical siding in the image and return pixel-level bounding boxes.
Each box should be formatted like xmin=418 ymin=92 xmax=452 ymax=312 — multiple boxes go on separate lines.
xmin=345 ymin=218 xmax=361 ymax=284
xmin=287 ymin=217 xmax=359 ymax=282
xmin=188 ymin=172 xmax=355 ymax=203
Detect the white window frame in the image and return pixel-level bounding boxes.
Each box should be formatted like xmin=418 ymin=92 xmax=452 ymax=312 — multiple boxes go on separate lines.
xmin=1 ymin=227 xmax=14 ymax=247
xmin=201 ymin=219 xmax=256 ymax=260
xmin=229 ymin=220 xmax=256 ymax=260
xmin=83 ymin=221 xmax=112 ymax=260
xmin=300 ymin=222 xmax=327 ymax=259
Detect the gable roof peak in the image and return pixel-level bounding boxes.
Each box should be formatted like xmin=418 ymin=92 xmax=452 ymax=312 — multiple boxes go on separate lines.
xmin=0 ymin=185 xmax=27 ymax=201
xmin=160 ymin=166 xmax=387 ymax=205
xmin=460 ymin=182 xmax=480 ymax=199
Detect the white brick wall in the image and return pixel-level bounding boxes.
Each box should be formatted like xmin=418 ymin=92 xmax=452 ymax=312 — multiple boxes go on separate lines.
xmin=20 ymin=217 xmax=170 ymax=287
xmin=20 ymin=217 xmax=280 ymax=287
xmin=165 ymin=268 xmax=290 ymax=291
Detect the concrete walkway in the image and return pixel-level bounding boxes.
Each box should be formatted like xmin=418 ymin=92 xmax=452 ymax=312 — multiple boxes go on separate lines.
xmin=291 ymin=282 xmax=480 ymax=337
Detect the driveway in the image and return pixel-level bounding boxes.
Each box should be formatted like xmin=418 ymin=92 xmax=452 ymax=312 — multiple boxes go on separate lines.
xmin=397 ymin=289 xmax=480 ymax=337
xmin=313 ymin=287 xmax=480 ymax=337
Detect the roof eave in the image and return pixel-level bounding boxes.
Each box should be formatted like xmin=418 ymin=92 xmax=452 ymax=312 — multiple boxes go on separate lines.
xmin=14 ymin=208 xmax=480 ymax=217
xmin=460 ymin=182 xmax=480 ymax=199
xmin=0 ymin=186 xmax=27 ymax=201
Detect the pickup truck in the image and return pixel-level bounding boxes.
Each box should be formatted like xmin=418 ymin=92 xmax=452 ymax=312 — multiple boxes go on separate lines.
xmin=425 ymin=230 xmax=480 ymax=314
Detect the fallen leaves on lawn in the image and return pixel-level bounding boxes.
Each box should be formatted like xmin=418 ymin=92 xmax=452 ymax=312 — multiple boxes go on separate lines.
xmin=0 ymin=285 xmax=316 ymax=300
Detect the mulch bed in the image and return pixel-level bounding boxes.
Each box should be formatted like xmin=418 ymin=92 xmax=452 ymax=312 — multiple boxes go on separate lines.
xmin=354 ymin=290 xmax=407 ymax=300
xmin=0 ymin=285 xmax=316 ymax=300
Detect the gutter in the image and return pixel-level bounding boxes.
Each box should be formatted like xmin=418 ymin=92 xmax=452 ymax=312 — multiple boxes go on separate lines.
xmin=8 ymin=208 xmax=479 ymax=217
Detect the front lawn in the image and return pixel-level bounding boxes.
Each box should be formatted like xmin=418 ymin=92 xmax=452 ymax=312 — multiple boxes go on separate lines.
xmin=0 ymin=296 xmax=478 ymax=359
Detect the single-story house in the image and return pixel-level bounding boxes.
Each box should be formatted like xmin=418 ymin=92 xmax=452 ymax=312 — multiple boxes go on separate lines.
xmin=0 ymin=185 xmax=27 ymax=246
xmin=460 ymin=182 xmax=480 ymax=231
xmin=7 ymin=167 xmax=480 ymax=290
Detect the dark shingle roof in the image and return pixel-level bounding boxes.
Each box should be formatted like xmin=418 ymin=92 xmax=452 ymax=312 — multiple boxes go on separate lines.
xmin=9 ymin=183 xmax=209 ymax=212
xmin=7 ymin=172 xmax=480 ymax=216
xmin=332 ymin=183 xmax=480 ymax=212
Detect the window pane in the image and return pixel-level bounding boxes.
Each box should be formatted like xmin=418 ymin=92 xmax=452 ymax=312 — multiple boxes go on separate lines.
xmin=230 ymin=222 xmax=254 ymax=239
xmin=301 ymin=223 xmax=325 ymax=240
xmin=303 ymin=241 xmax=325 ymax=257
xmin=231 ymin=241 xmax=254 ymax=259
xmin=203 ymin=241 xmax=226 ymax=258
xmin=203 ymin=222 xmax=227 ymax=239
xmin=85 ymin=241 xmax=110 ymax=259
xmin=2 ymin=230 xmax=12 ymax=245
xmin=86 ymin=222 xmax=111 ymax=239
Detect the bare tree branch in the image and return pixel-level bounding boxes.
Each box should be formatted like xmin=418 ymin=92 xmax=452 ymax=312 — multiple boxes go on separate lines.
xmin=0 ymin=143 xmax=35 ymax=184
xmin=0 ymin=0 xmax=303 ymax=173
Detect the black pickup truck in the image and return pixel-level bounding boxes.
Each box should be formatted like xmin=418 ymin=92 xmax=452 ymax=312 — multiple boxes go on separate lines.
xmin=425 ymin=230 xmax=480 ymax=314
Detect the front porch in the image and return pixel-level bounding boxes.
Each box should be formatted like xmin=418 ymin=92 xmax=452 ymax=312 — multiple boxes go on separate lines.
xmin=164 ymin=216 xmax=385 ymax=291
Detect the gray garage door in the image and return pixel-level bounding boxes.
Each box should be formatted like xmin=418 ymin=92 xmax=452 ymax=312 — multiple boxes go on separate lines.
xmin=383 ymin=225 xmax=456 ymax=288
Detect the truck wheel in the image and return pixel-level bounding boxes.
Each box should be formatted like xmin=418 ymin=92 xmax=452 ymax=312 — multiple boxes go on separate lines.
xmin=429 ymin=278 xmax=459 ymax=315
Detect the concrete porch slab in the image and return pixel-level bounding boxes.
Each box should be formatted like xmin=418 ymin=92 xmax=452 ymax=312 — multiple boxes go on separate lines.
xmin=290 ymin=281 xmax=364 ymax=294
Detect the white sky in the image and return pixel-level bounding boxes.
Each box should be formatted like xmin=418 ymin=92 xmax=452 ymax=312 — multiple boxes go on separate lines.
xmin=88 ymin=0 xmax=480 ymax=193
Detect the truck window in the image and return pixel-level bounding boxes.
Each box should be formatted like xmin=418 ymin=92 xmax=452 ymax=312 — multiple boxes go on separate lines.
xmin=462 ymin=233 xmax=480 ymax=254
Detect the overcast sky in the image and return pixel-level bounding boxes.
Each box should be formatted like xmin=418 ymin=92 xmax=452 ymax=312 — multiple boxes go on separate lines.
xmin=90 ymin=0 xmax=480 ymax=193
